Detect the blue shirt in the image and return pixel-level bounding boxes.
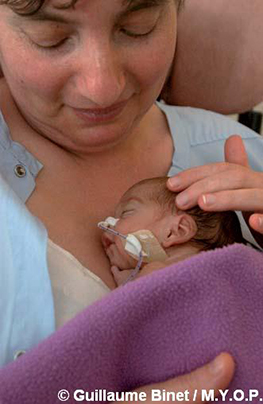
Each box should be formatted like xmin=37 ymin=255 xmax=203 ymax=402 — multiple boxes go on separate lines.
xmin=1 ymin=104 xmax=263 ymax=367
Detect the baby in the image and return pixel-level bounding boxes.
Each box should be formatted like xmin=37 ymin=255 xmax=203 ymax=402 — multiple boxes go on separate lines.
xmin=100 ymin=177 xmax=245 ymax=286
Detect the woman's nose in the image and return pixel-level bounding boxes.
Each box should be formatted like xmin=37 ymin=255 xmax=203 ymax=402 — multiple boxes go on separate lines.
xmin=74 ymin=42 xmax=127 ymax=107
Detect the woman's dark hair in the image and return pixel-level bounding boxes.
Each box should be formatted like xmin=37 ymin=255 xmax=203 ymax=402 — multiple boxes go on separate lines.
xmin=0 ymin=0 xmax=184 ymax=16
xmin=0 ymin=0 xmax=77 ymax=15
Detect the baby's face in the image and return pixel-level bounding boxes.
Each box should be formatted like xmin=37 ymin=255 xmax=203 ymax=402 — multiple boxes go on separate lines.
xmin=101 ymin=191 xmax=162 ymax=270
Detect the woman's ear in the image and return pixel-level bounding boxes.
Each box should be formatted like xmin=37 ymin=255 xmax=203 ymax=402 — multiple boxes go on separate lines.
xmin=161 ymin=213 xmax=197 ymax=248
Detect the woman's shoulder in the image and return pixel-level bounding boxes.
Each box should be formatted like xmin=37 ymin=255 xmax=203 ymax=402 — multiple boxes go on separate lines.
xmin=157 ymin=102 xmax=261 ymax=144
xmin=0 ymin=81 xmax=43 ymax=203
xmin=159 ymin=102 xmax=263 ymax=174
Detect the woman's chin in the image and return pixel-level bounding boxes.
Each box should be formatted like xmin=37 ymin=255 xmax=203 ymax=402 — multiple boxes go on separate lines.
xmin=65 ymin=118 xmax=136 ymax=154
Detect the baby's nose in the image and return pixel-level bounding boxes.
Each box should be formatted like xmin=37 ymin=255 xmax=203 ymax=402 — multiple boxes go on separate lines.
xmin=101 ymin=231 xmax=114 ymax=249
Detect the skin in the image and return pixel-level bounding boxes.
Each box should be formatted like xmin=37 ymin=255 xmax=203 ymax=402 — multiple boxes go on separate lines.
xmin=101 ymin=195 xmax=170 ymax=285
xmin=0 ymin=0 xmax=235 ymax=392
xmin=166 ymin=0 xmax=263 ymax=114
xmin=102 ymin=195 xmax=168 ymax=271
xmin=0 ymin=0 xmax=177 ymax=155
xmin=121 ymin=352 xmax=235 ymax=404
xmin=0 ymin=0 xmax=176 ymax=289
xmin=101 ymin=190 xmax=198 ymax=286
xmin=168 ymin=135 xmax=263 ymax=246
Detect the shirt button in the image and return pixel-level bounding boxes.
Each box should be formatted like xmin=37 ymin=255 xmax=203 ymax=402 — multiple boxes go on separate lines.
xmin=14 ymin=164 xmax=27 ymax=178
xmin=13 ymin=349 xmax=26 ymax=360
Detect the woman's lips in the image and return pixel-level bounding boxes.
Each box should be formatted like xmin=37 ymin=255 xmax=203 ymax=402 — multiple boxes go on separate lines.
xmin=72 ymin=100 xmax=128 ymax=124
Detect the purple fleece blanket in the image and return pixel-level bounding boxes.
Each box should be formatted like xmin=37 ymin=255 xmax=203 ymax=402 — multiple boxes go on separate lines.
xmin=0 ymin=244 xmax=263 ymax=403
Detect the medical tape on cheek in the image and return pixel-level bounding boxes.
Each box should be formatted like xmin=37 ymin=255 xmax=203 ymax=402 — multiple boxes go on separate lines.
xmin=98 ymin=217 xmax=168 ymax=263
xmin=98 ymin=217 xmax=144 ymax=257
xmin=122 ymin=229 xmax=168 ymax=263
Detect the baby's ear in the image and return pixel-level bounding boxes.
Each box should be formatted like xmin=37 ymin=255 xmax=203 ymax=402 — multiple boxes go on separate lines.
xmin=161 ymin=213 xmax=197 ymax=248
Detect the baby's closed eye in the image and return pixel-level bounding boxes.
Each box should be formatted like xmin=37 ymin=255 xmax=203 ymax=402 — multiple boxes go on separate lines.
xmin=120 ymin=209 xmax=135 ymax=218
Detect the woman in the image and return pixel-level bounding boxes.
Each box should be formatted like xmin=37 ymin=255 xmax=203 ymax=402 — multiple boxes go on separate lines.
xmin=0 ymin=0 xmax=262 ymax=397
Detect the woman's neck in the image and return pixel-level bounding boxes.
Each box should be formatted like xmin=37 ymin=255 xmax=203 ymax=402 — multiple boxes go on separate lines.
xmin=0 ymin=79 xmax=166 ymax=173
xmin=0 ymin=78 xmax=174 ymax=289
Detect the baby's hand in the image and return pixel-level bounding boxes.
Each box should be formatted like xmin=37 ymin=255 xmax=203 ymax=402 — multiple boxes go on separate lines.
xmin=111 ymin=266 xmax=134 ymax=287
xmin=111 ymin=262 xmax=167 ymax=287
xmin=136 ymin=261 xmax=167 ymax=278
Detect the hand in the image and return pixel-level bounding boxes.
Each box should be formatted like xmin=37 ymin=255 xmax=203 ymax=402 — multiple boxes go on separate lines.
xmin=111 ymin=266 xmax=133 ymax=286
xmin=112 ymin=262 xmax=167 ymax=286
xmin=136 ymin=261 xmax=167 ymax=278
xmin=111 ymin=263 xmax=163 ymax=286
xmin=167 ymin=135 xmax=263 ymax=238
xmin=117 ymin=352 xmax=235 ymax=404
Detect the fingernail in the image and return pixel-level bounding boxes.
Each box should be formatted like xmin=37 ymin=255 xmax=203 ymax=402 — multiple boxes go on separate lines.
xmin=258 ymin=217 xmax=263 ymax=228
xmin=209 ymin=355 xmax=224 ymax=377
xmin=202 ymin=194 xmax=216 ymax=206
xmin=176 ymin=193 xmax=189 ymax=207
xmin=168 ymin=177 xmax=181 ymax=188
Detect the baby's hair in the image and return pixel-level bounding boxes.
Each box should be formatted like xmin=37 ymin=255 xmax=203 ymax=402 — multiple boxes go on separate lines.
xmin=126 ymin=176 xmax=245 ymax=252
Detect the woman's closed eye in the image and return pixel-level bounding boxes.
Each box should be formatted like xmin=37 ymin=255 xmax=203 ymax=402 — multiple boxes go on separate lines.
xmin=20 ymin=24 xmax=72 ymax=53
xmin=34 ymin=37 xmax=69 ymax=50
xmin=118 ymin=8 xmax=161 ymax=39
xmin=119 ymin=22 xmax=157 ymax=38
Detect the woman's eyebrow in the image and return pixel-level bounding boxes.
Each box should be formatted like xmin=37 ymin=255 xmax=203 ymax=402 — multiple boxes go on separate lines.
xmin=12 ymin=0 xmax=77 ymax=23
xmin=122 ymin=0 xmax=169 ymax=12
xmin=21 ymin=11 xmax=68 ymax=23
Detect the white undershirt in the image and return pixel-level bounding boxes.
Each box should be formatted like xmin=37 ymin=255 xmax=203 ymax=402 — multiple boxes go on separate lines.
xmin=47 ymin=239 xmax=110 ymax=329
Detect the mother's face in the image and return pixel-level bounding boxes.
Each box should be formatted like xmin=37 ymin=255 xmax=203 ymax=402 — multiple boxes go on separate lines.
xmin=0 ymin=0 xmax=177 ymax=154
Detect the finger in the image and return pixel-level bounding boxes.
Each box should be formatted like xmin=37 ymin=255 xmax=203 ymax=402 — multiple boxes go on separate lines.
xmin=167 ymin=162 xmax=229 ymax=192
xmin=167 ymin=136 xmax=249 ymax=193
xmin=111 ymin=266 xmax=134 ymax=286
xmin=137 ymin=262 xmax=165 ymax=278
xmin=198 ymin=189 xmax=263 ymax=212
xmin=176 ymin=166 xmax=263 ymax=210
xmin=224 ymin=135 xmax=249 ymax=167
xmin=133 ymin=352 xmax=235 ymax=404
xmin=175 ymin=167 xmax=262 ymax=210
xmin=111 ymin=266 xmax=124 ymax=287
xmin=249 ymin=214 xmax=263 ymax=235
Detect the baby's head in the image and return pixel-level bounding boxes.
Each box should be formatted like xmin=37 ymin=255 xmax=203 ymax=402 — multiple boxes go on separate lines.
xmin=101 ymin=177 xmax=244 ymax=271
